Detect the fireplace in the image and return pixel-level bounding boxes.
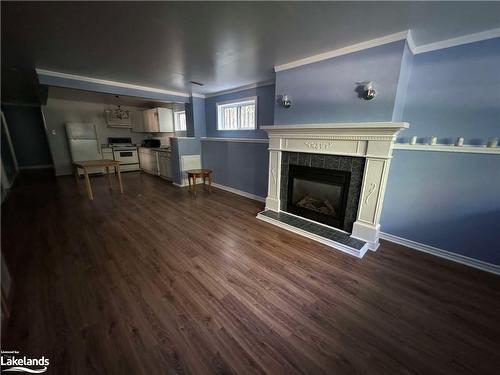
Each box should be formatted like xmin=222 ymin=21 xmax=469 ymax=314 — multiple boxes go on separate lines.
xmin=280 ymin=152 xmax=365 ymax=233
xmin=257 ymin=122 xmax=409 ymax=256
xmin=287 ymin=165 xmax=350 ymax=229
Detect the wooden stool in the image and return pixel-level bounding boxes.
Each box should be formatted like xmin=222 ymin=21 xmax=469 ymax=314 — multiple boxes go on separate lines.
xmin=187 ymin=169 xmax=212 ymax=196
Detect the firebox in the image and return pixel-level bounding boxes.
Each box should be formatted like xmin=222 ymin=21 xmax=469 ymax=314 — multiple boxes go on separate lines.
xmin=287 ymin=164 xmax=350 ymax=229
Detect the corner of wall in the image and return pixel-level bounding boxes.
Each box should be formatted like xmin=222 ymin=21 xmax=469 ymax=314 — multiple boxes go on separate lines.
xmin=186 ymin=95 xmax=207 ymax=139
xmin=169 ymin=137 xmax=182 ymax=185
xmin=185 ymin=100 xmax=195 ymax=138
xmin=392 ymin=40 xmax=415 ymax=121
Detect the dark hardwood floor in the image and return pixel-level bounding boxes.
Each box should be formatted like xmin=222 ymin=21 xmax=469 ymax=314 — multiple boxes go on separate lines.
xmin=2 ymin=171 xmax=500 ymax=374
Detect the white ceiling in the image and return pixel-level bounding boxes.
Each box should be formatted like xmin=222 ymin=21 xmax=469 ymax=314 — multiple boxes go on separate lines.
xmin=2 ymin=1 xmax=500 ymax=103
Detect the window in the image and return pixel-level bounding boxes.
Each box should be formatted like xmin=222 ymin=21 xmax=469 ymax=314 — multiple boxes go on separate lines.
xmin=174 ymin=111 xmax=187 ymax=131
xmin=217 ymin=97 xmax=257 ymax=130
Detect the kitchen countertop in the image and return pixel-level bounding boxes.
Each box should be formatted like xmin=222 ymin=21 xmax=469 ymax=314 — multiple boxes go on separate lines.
xmin=102 ymin=144 xmax=140 ymax=148
xmin=138 ymin=146 xmax=171 ymax=153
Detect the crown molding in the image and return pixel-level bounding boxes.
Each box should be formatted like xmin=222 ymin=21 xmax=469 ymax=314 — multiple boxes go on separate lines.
xmin=35 ymin=68 xmax=191 ymax=98
xmin=406 ymin=30 xmax=417 ymax=55
xmin=274 ymin=31 xmax=409 ymax=72
xmin=205 ymin=80 xmax=275 ymax=98
xmin=35 ymin=69 xmax=274 ymax=100
xmin=413 ymin=27 xmax=500 ymax=54
xmin=36 ymin=28 xmax=500 ymax=101
xmin=274 ymin=28 xmax=500 ymax=72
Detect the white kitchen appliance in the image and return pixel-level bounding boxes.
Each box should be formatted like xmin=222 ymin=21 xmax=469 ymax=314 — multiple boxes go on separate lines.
xmin=65 ymin=122 xmax=103 ymax=175
xmin=108 ymin=137 xmax=140 ymax=172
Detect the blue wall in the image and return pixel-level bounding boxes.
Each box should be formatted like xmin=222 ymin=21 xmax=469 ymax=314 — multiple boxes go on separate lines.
xmin=201 ymin=84 xmax=275 ymax=196
xmin=2 ymin=104 xmax=53 ymax=167
xmin=204 ymin=84 xmax=275 ymax=139
xmin=396 ymin=37 xmax=500 ymax=145
xmin=202 ymin=140 xmax=269 ymax=197
xmin=274 ymin=41 xmax=406 ymax=124
xmin=392 ymin=42 xmax=414 ymax=121
xmin=382 ymin=151 xmax=500 ymax=265
xmin=380 ymin=37 xmax=500 ymax=265
xmin=186 ymin=96 xmax=207 ymax=138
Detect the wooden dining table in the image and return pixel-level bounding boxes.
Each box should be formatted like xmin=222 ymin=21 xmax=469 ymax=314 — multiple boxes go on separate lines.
xmin=73 ymin=159 xmax=123 ymax=201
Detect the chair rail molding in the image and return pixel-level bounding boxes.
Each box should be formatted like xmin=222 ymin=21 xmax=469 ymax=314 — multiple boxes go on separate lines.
xmin=201 ymin=137 xmax=269 ymax=144
xmin=393 ymin=143 xmax=500 ymax=155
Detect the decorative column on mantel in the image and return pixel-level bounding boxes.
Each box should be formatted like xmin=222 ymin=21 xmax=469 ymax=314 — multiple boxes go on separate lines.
xmin=260 ymin=122 xmax=409 ymax=251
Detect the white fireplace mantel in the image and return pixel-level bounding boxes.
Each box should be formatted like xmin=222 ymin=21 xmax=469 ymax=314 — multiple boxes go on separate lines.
xmin=259 ymin=122 xmax=409 ymax=257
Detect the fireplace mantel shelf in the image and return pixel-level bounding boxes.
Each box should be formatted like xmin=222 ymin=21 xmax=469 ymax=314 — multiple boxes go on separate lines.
xmin=261 ymin=122 xmax=409 ymax=142
xmin=261 ymin=122 xmax=409 ymax=131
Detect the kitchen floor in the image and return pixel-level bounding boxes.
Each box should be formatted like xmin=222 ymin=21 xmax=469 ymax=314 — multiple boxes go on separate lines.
xmin=2 ymin=171 xmax=500 ymax=374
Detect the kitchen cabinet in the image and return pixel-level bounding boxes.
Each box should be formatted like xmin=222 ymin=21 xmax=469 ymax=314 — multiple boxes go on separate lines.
xmin=158 ymin=151 xmax=173 ymax=180
xmin=138 ymin=147 xmax=159 ymax=175
xmin=139 ymin=148 xmax=173 ymax=180
xmin=131 ymin=111 xmax=144 ymax=133
xmin=142 ymin=109 xmax=155 ymax=133
xmin=142 ymin=108 xmax=174 ymax=133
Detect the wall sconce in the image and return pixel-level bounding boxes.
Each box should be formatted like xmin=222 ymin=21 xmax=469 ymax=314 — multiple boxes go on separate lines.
xmin=281 ymin=94 xmax=292 ymax=109
xmin=356 ymin=81 xmax=376 ymax=100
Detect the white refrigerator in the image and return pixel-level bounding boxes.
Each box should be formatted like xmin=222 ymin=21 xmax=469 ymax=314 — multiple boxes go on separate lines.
xmin=65 ymin=122 xmax=103 ymax=175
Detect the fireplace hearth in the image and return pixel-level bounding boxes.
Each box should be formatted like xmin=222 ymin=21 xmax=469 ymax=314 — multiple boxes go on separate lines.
xmin=287 ymin=165 xmax=350 ymax=229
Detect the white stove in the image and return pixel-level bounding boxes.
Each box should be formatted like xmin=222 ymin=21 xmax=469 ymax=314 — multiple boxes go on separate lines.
xmin=107 ymin=137 xmax=140 ymax=171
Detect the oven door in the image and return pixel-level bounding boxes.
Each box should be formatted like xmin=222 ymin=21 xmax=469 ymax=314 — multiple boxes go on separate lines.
xmin=113 ymin=148 xmax=139 ymax=165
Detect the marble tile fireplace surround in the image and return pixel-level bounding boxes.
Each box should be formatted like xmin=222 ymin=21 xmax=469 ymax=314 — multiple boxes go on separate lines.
xmin=257 ymin=122 xmax=409 ymax=258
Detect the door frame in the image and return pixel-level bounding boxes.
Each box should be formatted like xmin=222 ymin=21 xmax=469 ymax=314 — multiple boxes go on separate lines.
xmin=1 ymin=111 xmax=19 ymax=191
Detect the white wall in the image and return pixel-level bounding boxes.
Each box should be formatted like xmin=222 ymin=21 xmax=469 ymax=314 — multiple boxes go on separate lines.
xmin=42 ymin=98 xmax=149 ymax=176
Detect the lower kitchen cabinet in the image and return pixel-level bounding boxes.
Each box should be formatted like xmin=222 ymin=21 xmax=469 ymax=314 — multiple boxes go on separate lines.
xmin=158 ymin=151 xmax=173 ymax=180
xmin=138 ymin=147 xmax=159 ymax=175
xmin=139 ymin=148 xmax=173 ymax=180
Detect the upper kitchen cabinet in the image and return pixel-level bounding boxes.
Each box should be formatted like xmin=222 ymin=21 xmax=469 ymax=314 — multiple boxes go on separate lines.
xmin=142 ymin=108 xmax=174 ymax=133
xmin=130 ymin=111 xmax=144 ymax=132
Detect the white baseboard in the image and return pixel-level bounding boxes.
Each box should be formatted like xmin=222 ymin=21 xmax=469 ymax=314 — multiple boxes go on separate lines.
xmin=19 ymin=164 xmax=53 ymax=170
xmin=172 ymin=182 xmax=188 ymax=188
xmin=380 ymin=232 xmax=500 ymax=276
xmin=211 ymin=182 xmax=265 ymax=203
xmin=172 ymin=180 xmax=202 ymax=188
